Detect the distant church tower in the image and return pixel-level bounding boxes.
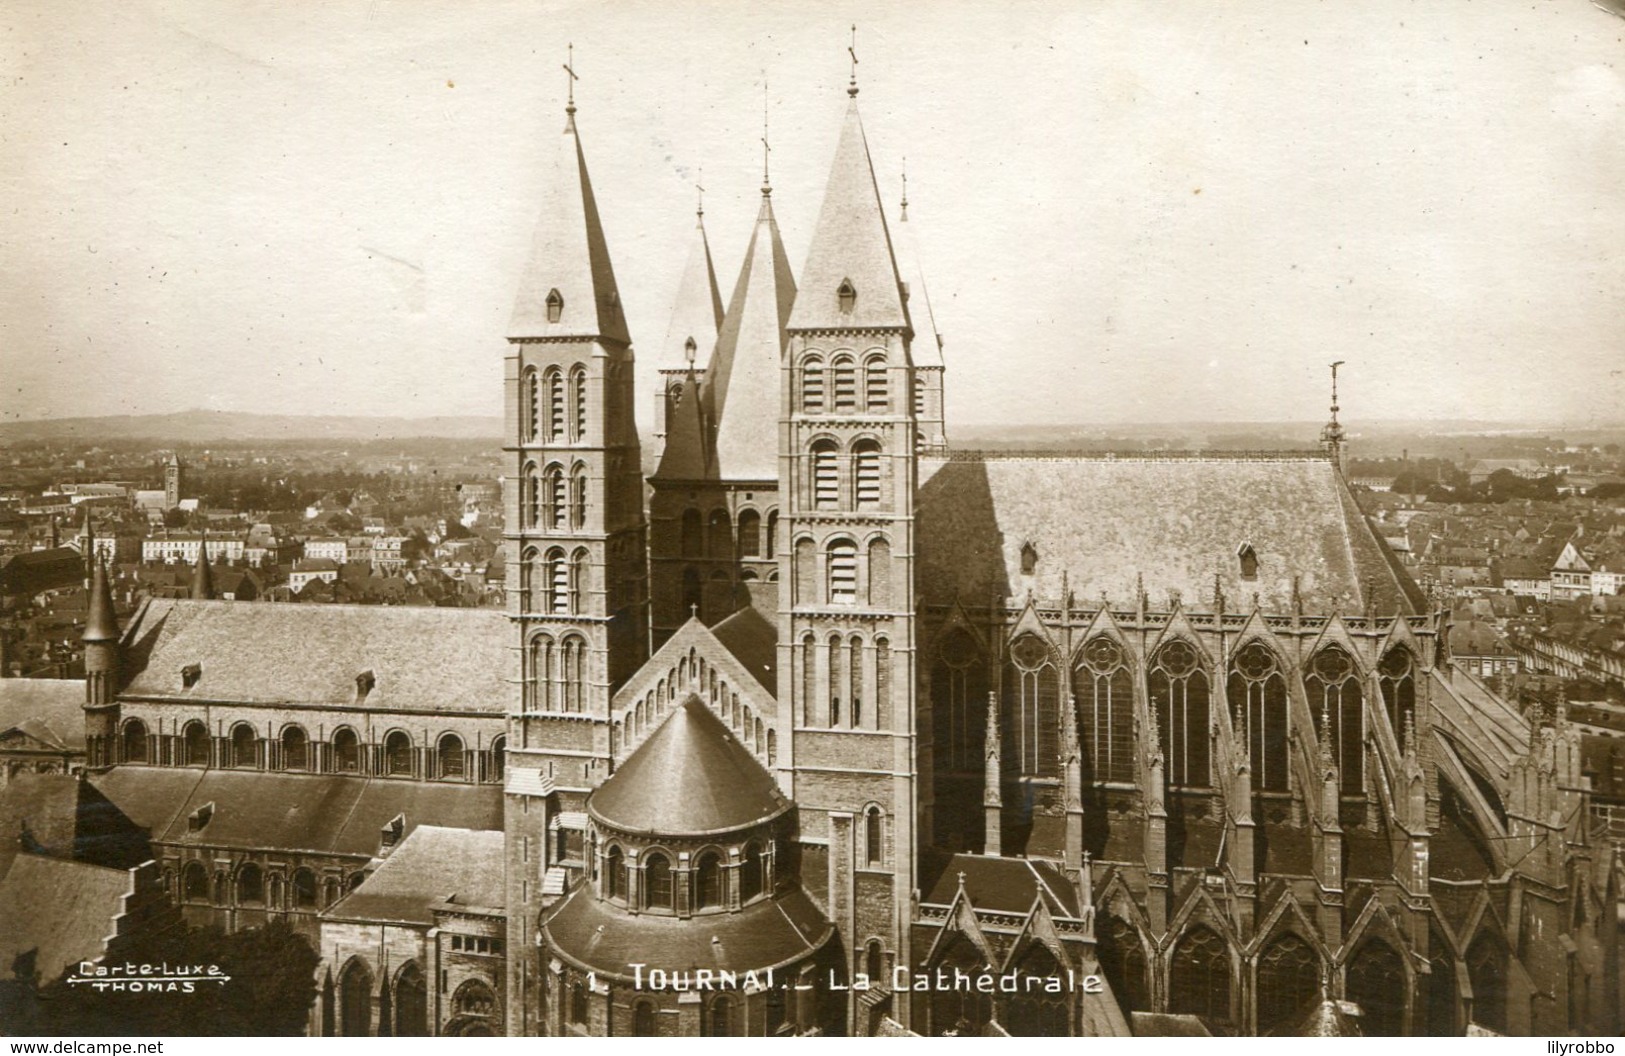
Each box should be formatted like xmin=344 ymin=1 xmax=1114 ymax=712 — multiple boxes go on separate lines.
xmin=776 ymin=72 xmax=922 ymax=1032
xmin=501 ymin=66 xmax=649 ymax=1037
xmin=163 ymin=452 xmax=183 ymax=508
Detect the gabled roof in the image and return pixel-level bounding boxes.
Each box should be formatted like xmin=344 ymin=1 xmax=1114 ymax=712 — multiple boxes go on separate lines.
xmin=0 ymin=854 xmax=134 ymax=981
xmin=588 ymin=696 xmax=787 ymax=837
xmin=118 ymin=599 xmax=508 ymax=712
xmin=653 ymin=211 xmax=723 ymax=375
xmin=0 ymin=678 xmax=85 ymax=752
xmin=709 ymin=191 xmax=798 ymax=481
xmin=922 ymin=852 xmax=1082 ymax=918
xmin=508 ymin=106 xmax=630 ymax=344
xmin=787 ymin=99 xmax=909 ymax=332
xmin=916 ymin=455 xmax=1420 ymax=614
xmin=324 ymin=825 xmax=504 ymax=926
xmin=652 ymin=369 xmax=714 ymax=482
xmin=709 ymin=604 xmax=778 ymax=694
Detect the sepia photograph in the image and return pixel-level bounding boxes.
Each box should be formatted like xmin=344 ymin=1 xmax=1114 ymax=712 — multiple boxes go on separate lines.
xmin=2 ymin=0 xmax=1623 ymax=1042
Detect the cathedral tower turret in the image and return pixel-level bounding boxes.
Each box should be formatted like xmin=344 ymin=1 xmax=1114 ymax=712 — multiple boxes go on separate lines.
xmin=83 ymin=556 xmax=121 ymax=770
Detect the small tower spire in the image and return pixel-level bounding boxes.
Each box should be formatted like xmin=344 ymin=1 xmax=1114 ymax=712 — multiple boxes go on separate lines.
xmin=847 ymin=24 xmax=859 ymax=97
xmin=84 ymin=555 xmax=119 ymax=644
xmin=191 ymin=532 xmax=215 ymax=600
xmin=1320 ymin=359 xmax=1347 ymax=474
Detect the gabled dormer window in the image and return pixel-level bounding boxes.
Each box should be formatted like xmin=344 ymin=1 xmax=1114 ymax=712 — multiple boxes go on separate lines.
xmin=545 ymin=288 xmax=564 ymax=324
xmin=356 ymin=669 xmax=376 ymax=702
xmin=181 ymin=663 xmax=202 ymax=689
xmin=1237 ymin=542 xmax=1258 ymax=581
xmin=683 ymin=336 xmax=697 ymax=364
xmin=837 ymin=278 xmax=856 ymax=314
xmin=1020 ymin=541 xmax=1039 ymax=576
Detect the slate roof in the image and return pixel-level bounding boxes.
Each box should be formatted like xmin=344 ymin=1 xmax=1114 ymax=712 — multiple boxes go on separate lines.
xmin=117 ymin=599 xmax=508 ymax=713
xmin=0 ymin=853 xmax=132 ymax=980
xmin=508 ymin=107 xmax=630 ymax=344
xmin=542 ymin=880 xmax=832 ymax=981
xmin=588 ymin=697 xmax=787 ymax=837
xmin=892 ymin=201 xmax=943 ymax=368
xmin=653 ymin=212 xmax=723 ymax=376
xmin=709 ymin=604 xmax=778 ymax=696
xmin=0 ymin=772 xmax=82 ymax=881
xmin=0 ymin=547 xmax=82 ymax=597
xmin=922 ymin=853 xmax=1082 ymax=918
xmin=89 ymin=768 xmax=501 ymax=858
xmin=323 ymin=825 xmax=504 ymax=926
xmin=787 ymin=98 xmax=909 ymax=333
xmin=0 ymin=678 xmax=86 ymax=752
xmin=709 ymin=191 xmax=798 ymax=482
xmin=916 ymin=455 xmax=1419 ymax=614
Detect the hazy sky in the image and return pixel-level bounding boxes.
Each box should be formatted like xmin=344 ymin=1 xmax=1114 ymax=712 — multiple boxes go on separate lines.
xmin=4 ymin=0 xmax=1623 ymax=429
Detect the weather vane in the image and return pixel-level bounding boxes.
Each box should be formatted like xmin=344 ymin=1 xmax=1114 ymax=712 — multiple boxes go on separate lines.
xmin=563 ymin=42 xmax=578 ymax=111
xmin=848 ymin=25 xmax=859 ymax=96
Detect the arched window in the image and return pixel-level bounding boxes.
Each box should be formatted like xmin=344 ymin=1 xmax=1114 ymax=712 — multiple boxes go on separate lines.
xmin=182 ymin=861 xmax=210 ymax=901
xmin=546 ymin=368 xmax=565 ymax=441
xmin=333 ymin=727 xmax=360 ymax=773
xmin=633 ymin=1000 xmax=656 ymax=1036
xmin=864 ymin=806 xmax=884 ymax=866
xmin=1228 ymin=641 xmax=1288 ymax=792
xmin=738 ymin=509 xmax=761 ymax=558
xmin=863 ymin=355 xmax=888 ymax=411
xmin=570 ymin=548 xmax=589 ymax=613
xmin=384 ymin=730 xmax=413 ymax=777
xmin=230 ymin=723 xmax=256 ymax=769
xmin=1426 ymin=929 xmax=1457 ymax=1037
xmin=707 ymin=509 xmax=731 ymax=558
xmin=340 ymin=960 xmax=373 ymax=1037
xmin=395 ymin=962 xmax=427 ymax=1037
xmin=1379 ymin=648 xmax=1417 ymax=753
xmin=848 ymin=634 xmax=865 ymax=727
xmin=810 ymin=440 xmax=839 ymax=509
xmin=570 ymin=365 xmax=587 ymax=442
xmin=1006 ymin=634 xmax=1060 ymax=777
xmin=1346 ymin=939 xmax=1406 ymax=1036
xmin=695 ymin=852 xmax=723 ymax=909
xmin=606 ymin=845 xmax=625 ymax=900
xmin=545 ymin=548 xmax=567 ymax=614
xmin=237 ymin=862 xmax=264 ymax=904
xmin=489 ymin=735 xmax=505 ymax=781
xmin=853 ymin=440 xmax=882 ymax=508
xmin=292 ymin=868 xmax=317 ymax=909
xmin=523 ymin=463 xmax=540 ymax=529
xmin=739 ymin=841 xmax=764 ymax=902
xmin=800 ymin=354 xmax=825 ymax=413
xmin=122 ymin=719 xmax=148 ymax=764
xmin=520 ymin=546 xmax=539 ymax=612
xmin=1169 ymin=925 xmax=1230 ymax=1026
xmin=523 ymin=366 xmax=540 ymax=442
xmin=182 ymin=720 xmax=208 ymax=766
xmin=704 ymin=994 xmax=733 ymax=1037
xmin=767 ymin=728 xmax=777 ymax=766
xmin=437 ymin=733 xmax=464 ymax=780
xmin=1256 ymin=932 xmax=1320 ymax=1035
xmin=529 ymin=635 xmax=555 ymax=711
xmin=831 ymin=354 xmax=857 ymax=412
xmin=644 ymin=853 xmax=673 ymax=910
xmin=1074 ymin=637 xmax=1133 ymax=784
xmin=827 ymin=539 xmax=857 ymax=604
xmin=545 ymin=466 xmax=566 ymax=530
xmin=570 ymin=979 xmax=588 ymax=1025
xmin=571 ymin=466 xmax=587 ymax=529
xmin=865 ymin=939 xmax=884 ymax=983
xmin=793 ymin=538 xmax=816 ymax=604
xmin=680 ymin=509 xmax=703 ymax=557
xmin=1149 ymin=640 xmax=1210 ymax=788
xmin=1306 ymin=646 xmax=1364 ymax=794
xmin=1097 ymin=913 xmax=1149 ymax=1017
xmin=1466 ymin=932 xmax=1507 ymax=1035
xmin=281 ymin=725 xmax=309 ymax=771
xmin=934 ymin=628 xmax=987 ymax=774
xmin=561 ymin=636 xmax=585 ymax=712
xmin=874 ymin=637 xmax=891 ymax=725
xmin=827 ymin=634 xmax=844 ymax=726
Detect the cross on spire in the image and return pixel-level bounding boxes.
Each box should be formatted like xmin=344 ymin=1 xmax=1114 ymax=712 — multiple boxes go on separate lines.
xmin=900 ymin=156 xmax=908 ymax=219
xmin=563 ymin=42 xmax=579 ymax=113
xmin=696 ymin=167 xmax=704 ymax=218
xmin=761 ymin=77 xmax=772 ymax=192
xmin=847 ymin=24 xmax=859 ymax=96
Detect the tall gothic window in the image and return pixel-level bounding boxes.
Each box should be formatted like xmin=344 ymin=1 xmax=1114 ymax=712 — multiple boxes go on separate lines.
xmin=1379 ymin=648 xmax=1416 ymax=753
xmin=863 ymin=355 xmax=888 ymax=411
xmin=1306 ymin=646 xmax=1364 ymax=794
xmin=1169 ymin=926 xmax=1230 ymax=1026
xmin=738 ymin=509 xmax=761 ymax=558
xmin=827 ymin=539 xmax=857 ymax=604
xmin=1229 ymin=641 xmax=1288 ymax=792
xmin=831 ymin=354 xmax=857 ymax=412
xmin=1074 ymin=637 xmax=1134 ymax=784
xmin=811 ymin=441 xmax=839 ymax=509
xmin=1005 ymin=635 xmax=1059 ymax=777
xmin=1346 ymin=939 xmax=1406 ymax=1036
xmin=933 ymin=628 xmax=986 ymax=772
xmin=864 ymin=806 xmax=884 ymax=865
xmin=1466 ymin=933 xmax=1507 ymax=1035
xmin=800 ymin=354 xmax=825 ymax=413
xmin=1149 ymin=640 xmax=1211 ymax=788
xmin=1256 ymin=932 xmax=1320 ymax=1034
xmin=853 ymin=440 xmax=882 ymax=508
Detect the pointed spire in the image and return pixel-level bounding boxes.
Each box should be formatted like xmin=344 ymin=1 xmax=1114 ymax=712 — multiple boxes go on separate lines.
xmin=706 ymin=153 xmax=798 ymax=482
xmin=191 ymin=533 xmax=216 ymax=600
xmin=83 ymin=556 xmax=119 ymax=643
xmin=847 ymin=24 xmax=860 ymax=97
xmin=652 ymin=189 xmax=724 ymax=377
xmin=1320 ymin=360 xmax=1347 ymax=472
xmin=983 ymin=690 xmax=1002 ymax=808
xmin=509 ymin=47 xmax=629 ymax=344
xmin=654 ymin=367 xmax=714 ymax=482
xmin=892 ymin=161 xmax=943 ymax=367
xmin=787 ymin=84 xmax=909 ymax=332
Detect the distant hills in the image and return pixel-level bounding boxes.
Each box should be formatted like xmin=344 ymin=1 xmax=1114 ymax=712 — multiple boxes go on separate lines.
xmin=0 ymin=411 xmax=505 ymax=443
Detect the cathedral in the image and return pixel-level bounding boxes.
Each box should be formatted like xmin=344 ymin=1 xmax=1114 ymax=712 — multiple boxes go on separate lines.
xmin=7 ymin=62 xmax=1618 ymax=1039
